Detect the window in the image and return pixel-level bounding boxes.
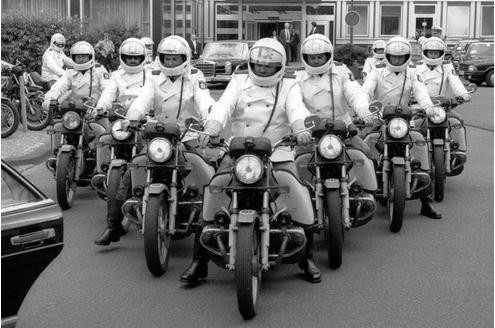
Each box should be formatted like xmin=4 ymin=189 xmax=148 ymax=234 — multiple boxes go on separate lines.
xmin=446 ymin=5 xmax=470 ymax=36
xmin=217 ymin=21 xmax=238 ymax=29
xmin=381 ymin=5 xmax=401 ymax=35
xmin=347 ymin=5 xmax=368 ymax=35
xmin=1 ymin=169 xmax=42 ymax=208
xmin=306 ymin=5 xmax=334 ymax=15
xmin=481 ymin=6 xmax=494 ymax=36
xmin=414 ymin=6 xmax=435 ymax=14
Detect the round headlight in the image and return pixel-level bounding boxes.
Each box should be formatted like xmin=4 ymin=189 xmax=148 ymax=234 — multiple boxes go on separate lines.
xmin=428 ymin=107 xmax=447 ymax=124
xmin=111 ymin=120 xmax=132 ymax=140
xmin=318 ymin=135 xmax=343 ymax=159
xmin=387 ymin=118 xmax=409 ymax=139
xmin=234 ymin=155 xmax=263 ymax=184
xmin=148 ymin=137 xmax=173 ymax=163
xmin=62 ymin=111 xmax=81 ymax=130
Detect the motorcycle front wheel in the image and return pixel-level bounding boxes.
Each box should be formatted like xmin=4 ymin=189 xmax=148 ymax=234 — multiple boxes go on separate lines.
xmin=325 ymin=189 xmax=343 ymax=269
xmin=388 ymin=166 xmax=406 ymax=233
xmin=1 ymin=101 xmax=19 ymax=138
xmin=26 ymin=96 xmax=52 ymax=130
xmin=144 ymin=194 xmax=171 ymax=276
xmin=56 ymin=152 xmax=77 ymax=210
xmin=433 ymin=145 xmax=445 ymax=202
xmin=235 ymin=223 xmax=261 ymax=320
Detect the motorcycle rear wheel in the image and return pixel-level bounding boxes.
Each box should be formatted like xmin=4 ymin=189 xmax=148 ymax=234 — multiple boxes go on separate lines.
xmin=433 ymin=145 xmax=445 ymax=202
xmin=144 ymin=194 xmax=170 ymax=276
xmin=325 ymin=189 xmax=343 ymax=269
xmin=26 ymin=96 xmax=52 ymax=130
xmin=1 ymin=102 xmax=19 ymax=138
xmin=56 ymin=152 xmax=77 ymax=210
xmin=236 ymin=223 xmax=261 ymax=320
xmin=388 ymin=166 xmax=406 ymax=233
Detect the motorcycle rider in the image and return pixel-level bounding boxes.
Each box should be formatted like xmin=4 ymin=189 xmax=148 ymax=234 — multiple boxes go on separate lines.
xmin=43 ymin=41 xmax=110 ymax=161
xmin=361 ymin=36 xmax=442 ymax=219
xmin=181 ymin=38 xmax=321 ymax=284
xmin=41 ymin=33 xmax=74 ymax=86
xmin=94 ymin=35 xmax=215 ymax=246
xmin=415 ymin=37 xmax=471 ymax=174
xmin=362 ymin=40 xmax=386 ymax=81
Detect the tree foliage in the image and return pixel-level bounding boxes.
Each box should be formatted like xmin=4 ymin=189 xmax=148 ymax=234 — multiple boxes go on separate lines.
xmin=334 ymin=43 xmax=369 ymax=67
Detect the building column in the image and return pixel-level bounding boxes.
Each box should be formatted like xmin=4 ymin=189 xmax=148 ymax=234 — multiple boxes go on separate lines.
xmin=238 ymin=0 xmax=243 ymax=40
xmin=302 ymin=0 xmax=307 ymax=38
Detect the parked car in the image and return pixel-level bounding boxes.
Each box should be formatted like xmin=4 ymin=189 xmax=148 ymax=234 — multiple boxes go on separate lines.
xmin=192 ymin=41 xmax=249 ymax=84
xmin=1 ymin=160 xmax=64 ymax=328
xmin=451 ymin=39 xmax=486 ymax=70
xmin=444 ymin=40 xmax=458 ymax=61
xmin=458 ymin=41 xmax=494 ymax=87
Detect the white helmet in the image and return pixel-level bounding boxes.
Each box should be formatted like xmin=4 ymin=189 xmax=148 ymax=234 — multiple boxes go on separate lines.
xmin=384 ymin=36 xmax=411 ymax=72
xmin=301 ymin=34 xmax=333 ymax=75
xmin=372 ymin=40 xmax=386 ymax=59
xmin=119 ymin=38 xmax=146 ymax=74
xmin=50 ymin=33 xmax=66 ymax=52
xmin=422 ymin=37 xmax=445 ymax=66
xmin=157 ymin=35 xmax=191 ymax=77
xmin=140 ymin=37 xmax=154 ymax=63
xmin=248 ymin=38 xmax=286 ymax=87
xmin=70 ymin=41 xmax=95 ymax=71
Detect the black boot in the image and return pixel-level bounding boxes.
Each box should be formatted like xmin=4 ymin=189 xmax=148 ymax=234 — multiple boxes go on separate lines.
xmin=420 ymin=201 xmax=442 ymax=219
xmin=298 ymin=228 xmax=321 ymax=283
xmin=94 ymin=199 xmax=127 ymax=246
xmin=180 ymin=227 xmax=209 ymax=284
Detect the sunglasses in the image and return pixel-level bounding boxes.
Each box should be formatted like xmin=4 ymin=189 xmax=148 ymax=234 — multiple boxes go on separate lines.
xmin=145 ymin=45 xmax=153 ymax=50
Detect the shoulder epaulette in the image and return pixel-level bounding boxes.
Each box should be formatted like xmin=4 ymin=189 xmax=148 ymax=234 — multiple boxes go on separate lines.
xmin=333 ymin=61 xmax=343 ymax=66
xmin=191 ymin=68 xmax=198 ymax=74
xmin=151 ymin=70 xmax=161 ymax=75
xmin=295 ymin=66 xmax=305 ymax=71
xmin=234 ymin=69 xmax=248 ymax=74
xmin=375 ymin=63 xmax=386 ymax=68
xmin=95 ymin=63 xmax=102 ymax=67
xmin=409 ymin=63 xmax=416 ymax=68
xmin=283 ymin=73 xmax=296 ymax=79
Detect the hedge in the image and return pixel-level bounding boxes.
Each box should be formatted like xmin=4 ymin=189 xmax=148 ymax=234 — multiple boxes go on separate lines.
xmin=334 ymin=43 xmax=369 ymax=67
xmin=1 ymin=12 xmax=141 ymax=73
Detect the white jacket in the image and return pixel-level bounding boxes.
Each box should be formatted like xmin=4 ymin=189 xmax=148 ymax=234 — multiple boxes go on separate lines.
xmin=41 ymin=47 xmax=74 ymax=82
xmin=362 ymin=57 xmax=385 ymax=81
xmin=96 ymin=68 xmax=147 ymax=111
xmin=415 ymin=61 xmax=469 ymax=98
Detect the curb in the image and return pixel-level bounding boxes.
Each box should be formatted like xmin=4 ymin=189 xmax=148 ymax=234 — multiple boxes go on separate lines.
xmin=2 ymin=139 xmax=52 ymax=167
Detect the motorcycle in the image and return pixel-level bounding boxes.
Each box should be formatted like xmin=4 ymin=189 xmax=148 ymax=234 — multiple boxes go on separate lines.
xmin=194 ymin=121 xmax=315 ymax=319
xmin=1 ymin=62 xmax=52 ymax=137
xmin=45 ymin=98 xmax=102 ymax=209
xmin=363 ymin=103 xmax=432 ymax=233
xmin=295 ymin=113 xmax=377 ymax=269
xmin=120 ymin=119 xmax=216 ymax=277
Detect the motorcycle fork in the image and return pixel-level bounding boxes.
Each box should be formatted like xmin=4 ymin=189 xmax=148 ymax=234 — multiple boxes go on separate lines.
xmin=260 ymin=189 xmax=270 ymax=271
xmin=141 ymin=169 xmax=152 ymax=231
xmin=340 ymin=165 xmax=351 ymax=230
xmin=382 ymin=143 xmax=390 ymax=197
xmin=404 ymin=145 xmax=412 ymax=198
xmin=74 ymin=134 xmax=85 ymax=181
xmin=444 ymin=128 xmax=451 ymax=174
xmin=227 ymin=191 xmax=239 ymax=271
xmin=314 ymin=165 xmax=325 ymax=227
xmin=168 ymin=146 xmax=180 ymax=235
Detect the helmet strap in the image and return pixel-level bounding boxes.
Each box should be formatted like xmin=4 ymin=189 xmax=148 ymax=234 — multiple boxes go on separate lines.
xmin=438 ymin=64 xmax=444 ymax=96
xmin=329 ymin=68 xmax=335 ymax=122
xmin=262 ymin=82 xmax=280 ymax=134
xmin=397 ymin=69 xmax=407 ymax=106
xmin=175 ymin=76 xmax=185 ymax=120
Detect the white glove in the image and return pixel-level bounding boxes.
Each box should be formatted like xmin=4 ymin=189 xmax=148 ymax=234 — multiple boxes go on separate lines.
xmin=461 ymin=93 xmax=472 ymax=102
xmin=42 ymin=99 xmax=51 ymax=111
xmin=198 ymin=120 xmax=222 ymax=149
xmin=425 ymin=106 xmax=442 ymax=117
xmin=296 ymin=131 xmax=312 ymax=146
xmin=120 ymin=119 xmax=130 ymax=131
xmin=363 ymin=115 xmax=375 ymax=125
xmin=88 ymin=108 xmax=99 ymax=119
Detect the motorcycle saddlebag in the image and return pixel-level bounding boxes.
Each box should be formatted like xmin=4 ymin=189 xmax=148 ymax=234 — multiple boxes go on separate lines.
xmin=229 ymin=136 xmax=272 ymax=158
xmin=143 ymin=121 xmax=180 ymax=141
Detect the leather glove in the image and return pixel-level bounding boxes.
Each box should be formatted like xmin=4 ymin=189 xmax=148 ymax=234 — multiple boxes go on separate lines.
xmin=296 ymin=131 xmax=312 ymax=146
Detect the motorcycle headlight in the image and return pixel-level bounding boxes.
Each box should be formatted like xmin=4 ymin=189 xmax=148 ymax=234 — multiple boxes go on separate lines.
xmin=234 ymin=155 xmax=264 ymax=184
xmin=62 ymin=111 xmax=81 ymax=130
xmin=387 ymin=118 xmax=409 ymax=139
xmin=148 ymin=137 xmax=173 ymax=163
xmin=428 ymin=107 xmax=447 ymax=124
xmin=111 ymin=120 xmax=132 ymax=140
xmin=318 ymin=135 xmax=343 ymax=159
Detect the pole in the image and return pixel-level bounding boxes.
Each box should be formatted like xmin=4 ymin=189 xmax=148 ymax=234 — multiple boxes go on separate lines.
xmin=19 ymin=75 xmax=27 ymax=133
xmin=350 ymin=0 xmax=354 ymax=45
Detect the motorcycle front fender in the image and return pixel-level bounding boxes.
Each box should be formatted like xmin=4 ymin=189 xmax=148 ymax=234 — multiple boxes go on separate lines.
xmin=148 ymin=183 xmax=168 ymax=195
xmin=391 ymin=157 xmax=405 ymax=166
xmin=324 ymin=178 xmax=340 ymax=189
xmin=237 ymin=210 xmax=256 ymax=224
xmin=59 ymin=144 xmax=76 ymax=153
xmin=432 ymin=138 xmax=445 ymax=146
xmin=110 ymin=158 xmax=127 ymax=168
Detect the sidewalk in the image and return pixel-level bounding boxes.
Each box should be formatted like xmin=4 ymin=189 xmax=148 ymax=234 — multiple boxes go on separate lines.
xmin=1 ymin=127 xmax=51 ymax=166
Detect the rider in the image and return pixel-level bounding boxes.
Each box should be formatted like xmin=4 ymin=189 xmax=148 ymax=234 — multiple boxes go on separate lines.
xmin=361 ymin=36 xmax=442 ymax=220
xmin=140 ymin=37 xmax=155 ymax=67
xmin=41 ymin=33 xmax=74 ymax=86
xmin=43 ymin=41 xmax=110 ymax=162
xmin=181 ymin=38 xmax=322 ymax=285
xmin=94 ymin=35 xmax=215 ymax=246
xmin=362 ymin=40 xmax=386 ymax=81
xmin=415 ymin=37 xmax=471 ymax=174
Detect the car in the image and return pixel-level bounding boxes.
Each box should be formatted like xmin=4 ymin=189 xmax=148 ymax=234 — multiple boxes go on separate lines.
xmin=410 ymin=40 xmax=423 ymax=64
xmin=450 ymin=39 xmax=491 ymax=70
xmin=458 ymin=41 xmax=494 ymax=87
xmin=444 ymin=40 xmax=458 ymax=61
xmin=1 ymin=160 xmax=64 ymax=328
xmin=192 ymin=41 xmax=250 ymax=84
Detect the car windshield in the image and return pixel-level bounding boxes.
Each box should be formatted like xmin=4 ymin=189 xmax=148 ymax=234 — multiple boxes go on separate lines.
xmin=467 ymin=43 xmax=494 ymax=57
xmin=1 ymin=168 xmax=42 ymax=208
xmin=202 ymin=43 xmax=246 ymax=59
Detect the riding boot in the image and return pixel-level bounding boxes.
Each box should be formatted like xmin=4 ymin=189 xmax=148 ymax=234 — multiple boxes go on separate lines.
xmin=298 ymin=228 xmax=321 ymax=283
xmin=94 ymin=199 xmax=127 ymax=245
xmin=180 ymin=224 xmax=209 ymax=284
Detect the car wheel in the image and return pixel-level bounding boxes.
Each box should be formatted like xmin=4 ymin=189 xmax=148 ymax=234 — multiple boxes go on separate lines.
xmin=485 ymin=70 xmax=494 ymax=87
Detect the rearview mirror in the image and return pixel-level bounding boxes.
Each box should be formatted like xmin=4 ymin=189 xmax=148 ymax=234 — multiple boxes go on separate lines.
xmin=185 ymin=117 xmax=203 ymax=131
xmin=431 ymin=95 xmax=448 ymax=107
xmin=369 ymin=101 xmax=383 ymax=114
xmin=304 ymin=115 xmax=320 ymax=130
xmin=466 ymin=83 xmax=477 ymax=94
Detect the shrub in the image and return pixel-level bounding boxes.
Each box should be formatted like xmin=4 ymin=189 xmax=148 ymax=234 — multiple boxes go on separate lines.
xmin=334 ymin=43 xmax=369 ymax=67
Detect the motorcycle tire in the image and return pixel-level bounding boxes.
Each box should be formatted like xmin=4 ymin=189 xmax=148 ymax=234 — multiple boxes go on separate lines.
xmin=388 ymin=166 xmax=406 ymax=233
xmin=1 ymin=101 xmax=19 ymax=138
xmin=26 ymin=96 xmax=52 ymax=130
xmin=433 ymin=145 xmax=445 ymax=202
xmin=144 ymin=194 xmax=170 ymax=277
xmin=235 ymin=223 xmax=261 ymax=320
xmin=325 ymin=189 xmax=343 ymax=269
xmin=56 ymin=152 xmax=77 ymax=210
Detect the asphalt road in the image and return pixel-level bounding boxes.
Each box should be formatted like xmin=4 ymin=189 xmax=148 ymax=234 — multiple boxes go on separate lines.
xmin=15 ymin=86 xmax=493 ymax=328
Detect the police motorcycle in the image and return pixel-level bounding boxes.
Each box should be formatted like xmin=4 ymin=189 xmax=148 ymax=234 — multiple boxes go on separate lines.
xmin=295 ymin=111 xmax=377 ymax=269
xmin=362 ymin=102 xmax=432 ymax=233
xmin=45 ymin=97 xmax=101 ymax=209
xmin=188 ymin=119 xmax=316 ymax=320
xmin=120 ymin=118 xmax=215 ymax=277
xmin=412 ymin=83 xmax=477 ymax=202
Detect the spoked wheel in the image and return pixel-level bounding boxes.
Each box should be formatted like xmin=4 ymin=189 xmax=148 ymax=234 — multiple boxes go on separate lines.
xmin=388 ymin=166 xmax=406 ymax=233
xmin=324 ymin=189 xmax=343 ymax=269
xmin=1 ymin=102 xmax=19 ymax=138
xmin=433 ymin=145 xmax=445 ymax=202
xmin=56 ymin=152 xmax=77 ymax=210
xmin=144 ymin=194 xmax=171 ymax=276
xmin=235 ymin=223 xmax=261 ymax=320
xmin=26 ymin=96 xmax=52 ymax=130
